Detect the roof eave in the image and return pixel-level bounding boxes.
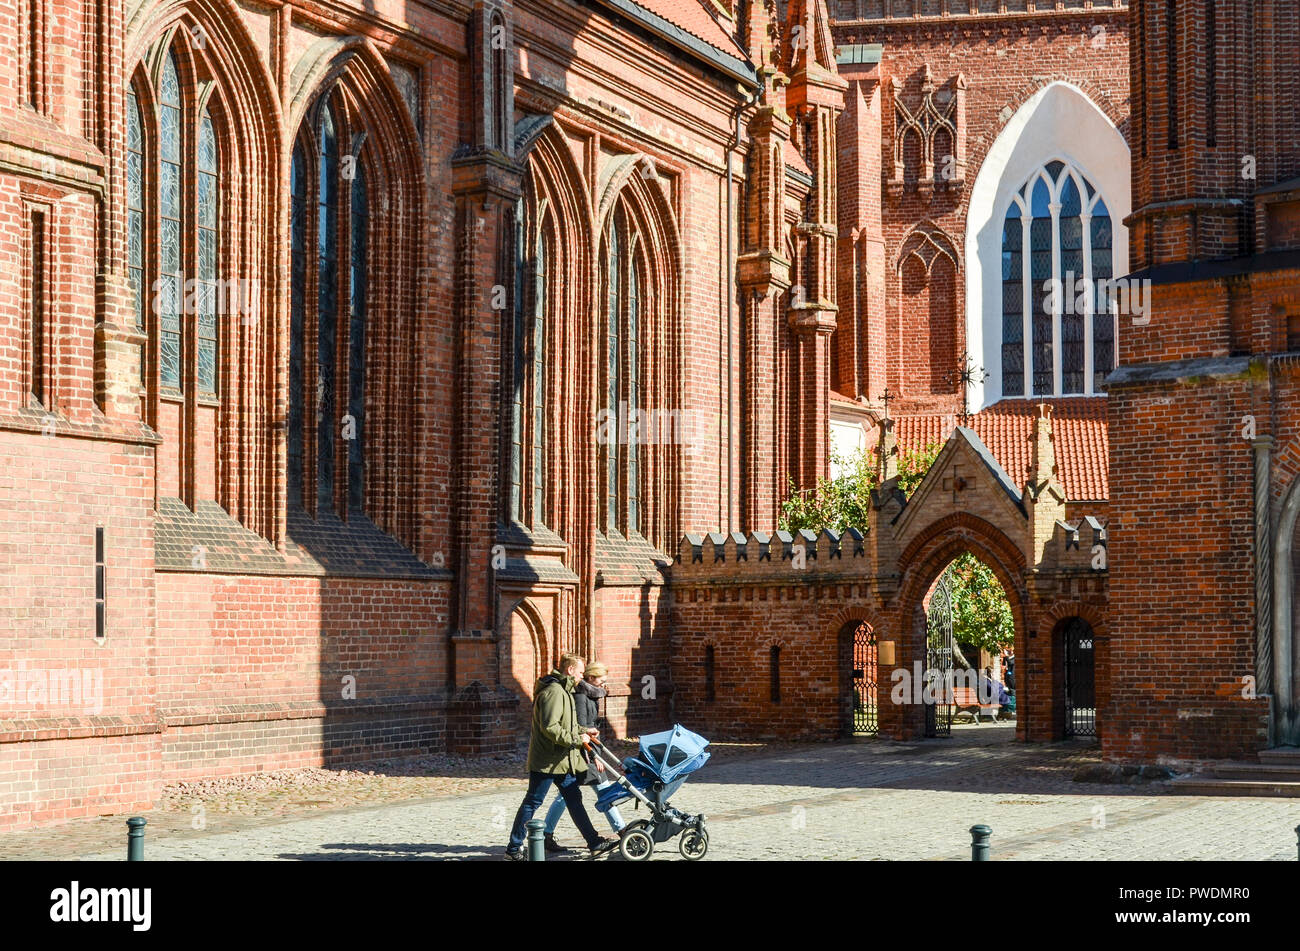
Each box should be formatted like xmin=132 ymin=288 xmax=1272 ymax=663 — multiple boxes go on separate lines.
xmin=588 ymin=0 xmax=759 ymax=91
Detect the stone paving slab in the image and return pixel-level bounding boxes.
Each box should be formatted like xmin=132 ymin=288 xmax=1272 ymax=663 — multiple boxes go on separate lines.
xmin=3 ymin=726 xmax=1297 ymax=861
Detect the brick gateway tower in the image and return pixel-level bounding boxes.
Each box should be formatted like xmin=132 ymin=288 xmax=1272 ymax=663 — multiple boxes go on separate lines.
xmin=1108 ymin=0 xmax=1300 ymax=762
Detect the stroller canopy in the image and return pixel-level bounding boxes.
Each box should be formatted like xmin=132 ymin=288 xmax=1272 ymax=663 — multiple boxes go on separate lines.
xmin=636 ymin=724 xmax=711 ymax=784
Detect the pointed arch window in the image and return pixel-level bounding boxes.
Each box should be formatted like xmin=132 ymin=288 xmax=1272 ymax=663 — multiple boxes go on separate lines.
xmin=508 ymin=200 xmax=550 ymax=528
xmin=288 ymin=93 xmax=371 ymax=518
xmin=600 ymin=203 xmax=644 ymax=537
xmin=126 ymin=87 xmax=145 ymax=336
xmin=530 ymin=223 xmax=546 ymax=523
xmin=316 ymin=103 xmax=339 ymax=511
xmin=133 ymin=45 xmax=221 ymax=398
xmin=197 ymin=112 xmax=218 ymax=394
xmin=1000 ymin=161 xmax=1117 ymax=398
xmin=158 ymin=51 xmax=183 ymax=389
xmin=489 ymin=12 xmax=508 ymax=150
xmin=348 ymin=163 xmax=368 ymax=516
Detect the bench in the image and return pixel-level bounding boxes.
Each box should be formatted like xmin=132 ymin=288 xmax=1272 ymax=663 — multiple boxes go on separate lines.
xmin=949 ymin=686 xmax=1000 ymax=724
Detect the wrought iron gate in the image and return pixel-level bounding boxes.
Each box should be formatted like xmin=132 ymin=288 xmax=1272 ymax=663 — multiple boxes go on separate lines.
xmin=1063 ymin=617 xmax=1096 ymax=737
xmin=924 ymin=569 xmax=955 ymax=737
xmin=851 ymin=622 xmax=878 ymax=734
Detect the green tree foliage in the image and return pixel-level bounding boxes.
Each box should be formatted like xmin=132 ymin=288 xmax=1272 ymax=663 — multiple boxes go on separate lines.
xmin=779 ymin=444 xmax=939 ymax=533
xmin=947 ymin=551 xmax=1015 ymax=653
xmin=779 ymin=442 xmax=1014 ymax=654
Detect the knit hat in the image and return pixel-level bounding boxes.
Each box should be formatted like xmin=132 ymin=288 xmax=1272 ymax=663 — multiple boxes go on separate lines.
xmin=584 ymin=662 xmax=608 ymax=679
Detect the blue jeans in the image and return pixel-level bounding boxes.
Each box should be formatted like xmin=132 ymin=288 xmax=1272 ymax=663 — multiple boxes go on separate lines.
xmin=507 ymin=772 xmax=602 ymax=852
xmin=543 ymin=778 xmax=626 ymax=835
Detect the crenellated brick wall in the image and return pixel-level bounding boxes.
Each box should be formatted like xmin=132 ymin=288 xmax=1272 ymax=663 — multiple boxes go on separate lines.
xmin=670 ymin=413 xmax=1111 ymax=742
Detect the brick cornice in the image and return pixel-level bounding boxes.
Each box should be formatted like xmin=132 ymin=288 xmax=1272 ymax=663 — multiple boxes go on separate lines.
xmin=833 ymin=6 xmax=1129 ymax=41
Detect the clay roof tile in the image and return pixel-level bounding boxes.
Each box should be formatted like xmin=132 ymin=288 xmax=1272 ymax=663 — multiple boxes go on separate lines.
xmin=890 ymin=398 xmax=1109 ymax=501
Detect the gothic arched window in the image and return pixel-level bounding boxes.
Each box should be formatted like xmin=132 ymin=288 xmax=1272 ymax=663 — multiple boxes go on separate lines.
xmin=197 ymin=111 xmax=218 ymax=394
xmin=1000 ymin=160 xmax=1116 ymax=398
xmin=508 ymin=200 xmax=549 ymax=527
xmin=126 ymin=87 xmax=145 ymax=336
xmin=158 ymin=50 xmax=183 ymax=389
xmin=288 ymin=93 xmax=370 ymax=518
xmin=489 ymin=12 xmax=508 ymax=150
xmin=530 ymin=223 xmax=546 ymax=522
xmin=600 ymin=203 xmax=644 ymax=536
xmin=136 ymin=45 xmax=221 ymax=398
xmin=348 ymin=163 xmax=368 ymax=515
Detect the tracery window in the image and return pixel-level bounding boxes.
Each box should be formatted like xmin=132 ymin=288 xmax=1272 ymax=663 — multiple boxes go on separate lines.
xmin=1000 ymin=160 xmax=1116 ymax=398
xmin=508 ymin=199 xmax=548 ymax=527
xmin=158 ymin=52 xmax=184 ymax=389
xmin=129 ymin=45 xmax=221 ymax=397
xmin=126 ymin=89 xmax=145 ymax=336
xmin=288 ymin=95 xmax=370 ymax=516
xmin=600 ymin=203 xmax=644 ymax=537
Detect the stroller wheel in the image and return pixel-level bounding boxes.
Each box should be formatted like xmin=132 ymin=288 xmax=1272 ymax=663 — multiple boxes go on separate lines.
xmin=619 ymin=827 xmax=654 ymax=862
xmin=678 ymin=829 xmax=708 ymax=861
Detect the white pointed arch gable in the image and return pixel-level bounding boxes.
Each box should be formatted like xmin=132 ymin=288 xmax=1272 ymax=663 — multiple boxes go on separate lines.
xmin=964 ymin=81 xmax=1130 ymax=412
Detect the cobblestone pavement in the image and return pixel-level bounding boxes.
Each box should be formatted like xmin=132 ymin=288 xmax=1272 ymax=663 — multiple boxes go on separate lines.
xmin=4 ymin=725 xmax=1298 ymax=861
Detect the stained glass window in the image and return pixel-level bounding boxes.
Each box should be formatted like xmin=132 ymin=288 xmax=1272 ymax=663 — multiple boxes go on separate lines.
xmin=1000 ymin=206 xmax=1024 ymax=397
xmin=1091 ymin=201 xmax=1115 ymax=393
xmin=1029 ymin=178 xmax=1053 ymax=396
xmin=599 ymin=204 xmax=645 ymax=537
xmin=197 ymin=111 xmax=218 ymax=395
xmin=347 ymin=163 xmax=367 ymax=514
xmin=126 ymin=87 xmax=145 ymax=335
xmin=605 ymin=214 xmax=621 ymax=533
xmin=509 ymin=202 xmax=548 ymax=528
xmin=315 ymin=104 xmax=338 ymax=513
xmin=627 ymin=249 xmax=640 ymax=534
xmin=158 ymin=51 xmax=182 ymax=389
xmin=1001 ymin=162 xmax=1116 ymax=399
xmin=1060 ymin=175 xmax=1085 ymax=394
xmin=288 ymin=141 xmax=307 ymax=507
xmin=287 ymin=95 xmax=370 ymax=517
xmin=509 ymin=201 xmax=525 ymax=522
xmin=531 ymin=226 xmax=546 ymax=524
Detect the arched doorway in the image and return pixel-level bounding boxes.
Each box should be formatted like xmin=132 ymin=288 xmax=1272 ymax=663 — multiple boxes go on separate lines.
xmin=925 ymin=567 xmax=956 ymax=737
xmin=1059 ymin=617 xmax=1097 ymax=737
xmin=896 ymin=519 xmax=1027 ymax=743
xmin=502 ymin=600 xmax=548 ymax=731
xmin=839 ymin=620 xmax=879 ymax=736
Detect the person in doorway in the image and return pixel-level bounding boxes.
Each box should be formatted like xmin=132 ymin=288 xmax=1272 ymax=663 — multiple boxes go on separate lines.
xmin=505 ymin=653 xmax=620 ymax=860
xmin=978 ymin=666 xmax=1010 ymax=706
xmin=540 ymin=661 xmax=626 ymax=853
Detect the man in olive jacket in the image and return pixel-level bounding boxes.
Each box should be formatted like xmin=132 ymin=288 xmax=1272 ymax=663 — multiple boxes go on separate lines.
xmin=505 ymin=653 xmax=618 ymax=859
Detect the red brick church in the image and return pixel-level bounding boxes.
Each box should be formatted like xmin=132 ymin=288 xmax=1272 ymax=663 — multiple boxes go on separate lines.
xmin=1 ymin=0 xmax=1297 ymax=828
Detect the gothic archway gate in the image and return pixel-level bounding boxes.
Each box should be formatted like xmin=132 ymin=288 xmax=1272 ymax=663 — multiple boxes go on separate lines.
xmin=848 ymin=620 xmax=878 ymax=735
xmin=669 ymin=422 xmax=1108 ymax=745
xmin=925 ymin=568 xmax=955 ymax=737
xmin=1062 ymin=617 xmax=1097 ymax=737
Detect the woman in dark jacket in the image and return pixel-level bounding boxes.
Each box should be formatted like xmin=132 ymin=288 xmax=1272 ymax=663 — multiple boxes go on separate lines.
xmin=541 ymin=662 xmax=626 ymax=852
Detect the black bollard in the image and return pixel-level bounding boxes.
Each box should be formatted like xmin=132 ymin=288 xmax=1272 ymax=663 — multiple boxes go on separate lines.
xmin=526 ymin=818 xmax=545 ymax=862
xmin=970 ymin=824 xmax=991 ymax=861
xmin=1295 ymin=823 xmax=1299 ymax=861
xmin=126 ymin=817 xmax=146 ymax=861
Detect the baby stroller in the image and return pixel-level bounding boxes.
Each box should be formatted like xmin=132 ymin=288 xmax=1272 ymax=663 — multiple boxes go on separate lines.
xmin=585 ymin=724 xmax=711 ymax=861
